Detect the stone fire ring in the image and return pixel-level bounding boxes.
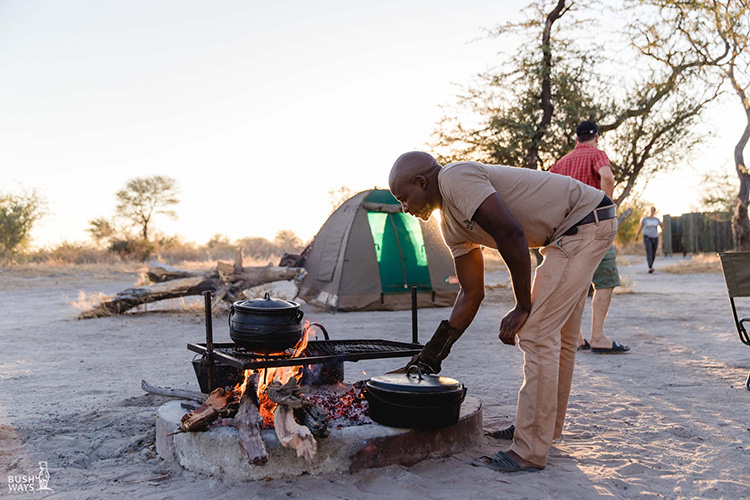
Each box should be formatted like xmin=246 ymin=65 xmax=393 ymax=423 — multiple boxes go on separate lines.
xmin=156 ymin=396 xmax=482 ymax=481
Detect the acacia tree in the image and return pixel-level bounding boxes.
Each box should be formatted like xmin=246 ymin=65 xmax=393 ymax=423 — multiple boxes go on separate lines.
xmin=432 ymin=0 xmax=601 ymax=169
xmin=431 ymin=0 xmax=717 ymax=207
xmin=115 ymin=176 xmax=179 ymax=241
xmin=627 ymin=0 xmax=750 ymax=248
xmin=0 ymin=190 xmax=45 ymax=260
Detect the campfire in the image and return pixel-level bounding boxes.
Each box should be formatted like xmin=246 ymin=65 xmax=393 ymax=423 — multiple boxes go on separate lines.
xmin=177 ymin=321 xmax=370 ymax=465
xmin=150 ymin=289 xmax=483 ymax=479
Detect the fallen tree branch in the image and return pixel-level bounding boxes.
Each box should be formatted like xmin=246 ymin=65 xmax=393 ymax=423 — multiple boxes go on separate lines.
xmin=141 ymin=379 xmax=207 ymax=403
xmin=78 ymin=263 xmax=304 ymax=319
xmin=146 ymin=261 xmax=212 ymax=283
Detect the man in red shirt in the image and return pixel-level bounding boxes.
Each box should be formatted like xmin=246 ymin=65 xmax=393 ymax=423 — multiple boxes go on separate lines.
xmin=550 ymin=121 xmax=629 ymax=354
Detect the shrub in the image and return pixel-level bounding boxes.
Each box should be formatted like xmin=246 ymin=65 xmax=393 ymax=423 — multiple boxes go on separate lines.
xmin=110 ymin=238 xmax=156 ymax=261
xmin=0 ymin=190 xmax=45 ymax=260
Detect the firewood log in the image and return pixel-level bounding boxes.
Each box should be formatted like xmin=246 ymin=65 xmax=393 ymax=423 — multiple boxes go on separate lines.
xmin=267 ymin=379 xmax=330 ymax=438
xmin=235 ymin=387 xmax=268 ymax=465
xmin=273 ymin=404 xmax=317 ymax=463
xmin=266 ymin=379 xmax=306 ymax=408
xmin=299 ymin=404 xmax=330 ymax=439
xmin=177 ymin=387 xmax=237 ymax=433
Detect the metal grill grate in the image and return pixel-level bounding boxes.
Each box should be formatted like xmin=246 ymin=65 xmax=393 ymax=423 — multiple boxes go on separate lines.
xmin=188 ymin=340 xmax=422 ymax=371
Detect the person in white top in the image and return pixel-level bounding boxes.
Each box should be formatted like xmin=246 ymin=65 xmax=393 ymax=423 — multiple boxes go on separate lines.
xmin=635 ymin=206 xmax=663 ymax=273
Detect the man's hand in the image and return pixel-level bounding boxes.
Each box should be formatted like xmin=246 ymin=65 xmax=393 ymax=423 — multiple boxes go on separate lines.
xmin=405 ymin=320 xmax=465 ymax=374
xmin=498 ymin=306 xmax=530 ymax=346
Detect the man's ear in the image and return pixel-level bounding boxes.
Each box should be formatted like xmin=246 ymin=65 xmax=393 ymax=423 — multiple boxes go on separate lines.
xmin=415 ymin=174 xmax=427 ymax=189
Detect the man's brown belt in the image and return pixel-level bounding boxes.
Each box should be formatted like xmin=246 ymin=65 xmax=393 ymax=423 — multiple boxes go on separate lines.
xmin=563 ymin=196 xmax=617 ymax=235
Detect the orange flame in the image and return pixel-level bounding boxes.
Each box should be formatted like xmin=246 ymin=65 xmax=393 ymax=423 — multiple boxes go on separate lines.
xmin=236 ymin=321 xmax=314 ymax=427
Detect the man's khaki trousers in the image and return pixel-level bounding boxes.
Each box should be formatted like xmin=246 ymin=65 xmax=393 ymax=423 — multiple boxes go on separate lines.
xmin=510 ymin=217 xmax=617 ymax=466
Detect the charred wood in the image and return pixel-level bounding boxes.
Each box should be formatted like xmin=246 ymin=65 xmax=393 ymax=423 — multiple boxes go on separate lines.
xmin=267 ymin=379 xmax=329 ymax=439
xmin=235 ymin=377 xmax=268 ymax=465
xmin=177 ymin=387 xmax=238 ymax=433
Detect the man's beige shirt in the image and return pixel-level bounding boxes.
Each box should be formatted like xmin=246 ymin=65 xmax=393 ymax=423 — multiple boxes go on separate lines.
xmin=438 ymin=161 xmax=604 ymax=258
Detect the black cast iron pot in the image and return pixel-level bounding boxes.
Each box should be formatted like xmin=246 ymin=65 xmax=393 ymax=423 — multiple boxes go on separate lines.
xmin=364 ymin=366 xmax=467 ymax=429
xmin=229 ymin=293 xmax=304 ymax=354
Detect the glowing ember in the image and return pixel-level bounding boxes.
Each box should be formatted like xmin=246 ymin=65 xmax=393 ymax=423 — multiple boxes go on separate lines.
xmin=306 ymin=387 xmax=370 ymax=427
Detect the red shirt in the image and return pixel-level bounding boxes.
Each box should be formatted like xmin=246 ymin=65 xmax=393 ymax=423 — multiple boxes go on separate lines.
xmin=550 ymin=143 xmax=610 ymax=190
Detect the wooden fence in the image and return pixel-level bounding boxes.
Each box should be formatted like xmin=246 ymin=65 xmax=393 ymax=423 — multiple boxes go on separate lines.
xmin=662 ymin=212 xmax=734 ymax=256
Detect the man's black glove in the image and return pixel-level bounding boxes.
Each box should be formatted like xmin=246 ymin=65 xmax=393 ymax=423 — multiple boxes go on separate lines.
xmin=406 ymin=320 xmax=465 ymax=374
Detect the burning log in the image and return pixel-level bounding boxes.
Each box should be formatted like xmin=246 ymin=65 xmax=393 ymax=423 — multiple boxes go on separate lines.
xmin=235 ymin=376 xmax=269 ymax=465
xmin=177 ymin=387 xmax=238 ymax=433
xmin=266 ymin=379 xmax=330 ymax=438
xmin=78 ymin=258 xmax=304 ymax=319
xmin=300 ymin=404 xmax=330 ymax=438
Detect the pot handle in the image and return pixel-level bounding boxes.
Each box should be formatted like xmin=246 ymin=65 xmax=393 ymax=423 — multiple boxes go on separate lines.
xmin=308 ymin=322 xmax=330 ymax=340
xmin=406 ymin=364 xmax=424 ymax=380
xmin=228 ymin=304 xmax=235 ymax=328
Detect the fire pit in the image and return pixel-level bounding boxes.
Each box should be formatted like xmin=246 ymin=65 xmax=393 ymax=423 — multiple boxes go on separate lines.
xmin=156 ymin=396 xmax=482 ymax=480
xmin=155 ymin=289 xmax=483 ymax=478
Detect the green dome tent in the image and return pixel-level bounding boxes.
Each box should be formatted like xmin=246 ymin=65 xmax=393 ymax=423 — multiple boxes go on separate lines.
xmin=298 ymin=189 xmax=459 ymax=311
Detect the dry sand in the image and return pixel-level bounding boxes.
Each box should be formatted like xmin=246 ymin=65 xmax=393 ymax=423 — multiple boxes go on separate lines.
xmin=1 ymin=255 xmax=750 ymax=499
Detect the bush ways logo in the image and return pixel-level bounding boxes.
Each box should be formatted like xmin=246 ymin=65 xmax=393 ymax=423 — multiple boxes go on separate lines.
xmin=7 ymin=461 xmax=53 ymax=494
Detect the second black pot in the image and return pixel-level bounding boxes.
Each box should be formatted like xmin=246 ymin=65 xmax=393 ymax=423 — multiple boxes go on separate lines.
xmin=364 ymin=366 xmax=466 ymax=429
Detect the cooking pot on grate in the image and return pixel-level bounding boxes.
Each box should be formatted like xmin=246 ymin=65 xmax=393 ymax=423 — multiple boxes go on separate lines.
xmin=229 ymin=293 xmax=304 ymax=353
xmin=364 ymin=366 xmax=466 ymax=429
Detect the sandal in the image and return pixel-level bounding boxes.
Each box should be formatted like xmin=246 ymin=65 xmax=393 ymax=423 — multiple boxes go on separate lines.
xmin=471 ymin=450 xmax=542 ymax=473
xmin=486 ymin=424 xmax=515 ymax=440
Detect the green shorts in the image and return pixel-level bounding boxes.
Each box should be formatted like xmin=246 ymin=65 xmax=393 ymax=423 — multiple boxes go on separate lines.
xmin=592 ymin=245 xmax=620 ymax=290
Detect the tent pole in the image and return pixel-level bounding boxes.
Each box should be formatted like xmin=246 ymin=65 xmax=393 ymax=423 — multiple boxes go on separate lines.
xmin=411 ymin=286 xmax=419 ymax=344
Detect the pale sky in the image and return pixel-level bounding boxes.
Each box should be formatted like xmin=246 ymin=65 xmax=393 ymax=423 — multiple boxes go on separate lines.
xmin=1 ymin=0 xmax=743 ymax=248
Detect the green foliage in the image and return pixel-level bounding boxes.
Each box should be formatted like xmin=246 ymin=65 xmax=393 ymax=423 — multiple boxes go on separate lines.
xmin=0 ymin=190 xmax=45 ymax=260
xmin=115 ymin=175 xmax=179 ymax=241
xmin=237 ymin=236 xmax=276 ymax=259
xmin=431 ymin=1 xmax=604 ymax=170
xmin=273 ymin=230 xmax=303 ymax=252
xmin=87 ymin=217 xmax=117 ymax=247
xmin=109 ymin=238 xmax=156 ymax=261
xmin=628 ymin=0 xmax=750 ymax=248
xmin=615 ymin=197 xmax=651 ymax=245
xmin=430 ymin=0 xmax=716 ymax=206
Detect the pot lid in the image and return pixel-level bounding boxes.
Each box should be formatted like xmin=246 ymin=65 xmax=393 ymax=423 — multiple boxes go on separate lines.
xmin=367 ymin=366 xmax=462 ymax=393
xmin=233 ymin=292 xmax=299 ymax=312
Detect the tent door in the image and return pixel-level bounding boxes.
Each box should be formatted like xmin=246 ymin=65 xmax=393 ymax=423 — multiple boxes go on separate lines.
xmin=367 ymin=212 xmax=432 ymax=294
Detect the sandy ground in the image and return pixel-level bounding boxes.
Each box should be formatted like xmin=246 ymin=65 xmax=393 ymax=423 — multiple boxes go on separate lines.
xmin=1 ymin=255 xmax=750 ymax=499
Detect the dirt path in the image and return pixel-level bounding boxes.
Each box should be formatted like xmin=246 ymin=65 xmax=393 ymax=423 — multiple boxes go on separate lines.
xmin=1 ymin=256 xmax=749 ymax=499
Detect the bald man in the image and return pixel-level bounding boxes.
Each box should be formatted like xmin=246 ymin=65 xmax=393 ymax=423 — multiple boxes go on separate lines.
xmin=388 ymin=151 xmax=617 ymax=472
